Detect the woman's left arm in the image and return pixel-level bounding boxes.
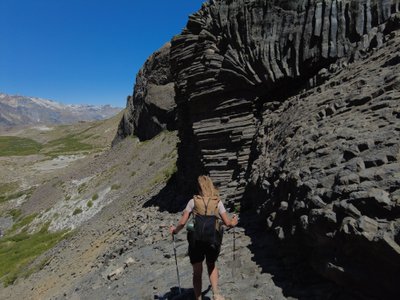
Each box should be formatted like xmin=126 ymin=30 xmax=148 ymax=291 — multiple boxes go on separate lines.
xmin=170 ymin=210 xmax=190 ymax=235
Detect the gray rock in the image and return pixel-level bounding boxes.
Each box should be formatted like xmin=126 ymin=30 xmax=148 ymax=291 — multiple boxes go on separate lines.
xmin=113 ymin=43 xmax=176 ymax=143
xmin=107 ymin=267 xmax=124 ymax=280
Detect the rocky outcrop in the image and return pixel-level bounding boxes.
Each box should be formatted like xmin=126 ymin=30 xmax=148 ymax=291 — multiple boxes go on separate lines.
xmin=170 ymin=0 xmax=400 ymax=297
xmin=171 ymin=0 xmax=400 ymax=202
xmin=251 ymin=34 xmax=400 ymax=297
xmin=114 ymin=43 xmax=176 ymax=143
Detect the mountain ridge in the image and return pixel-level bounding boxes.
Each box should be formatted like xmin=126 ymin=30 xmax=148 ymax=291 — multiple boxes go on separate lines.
xmin=0 ymin=93 xmax=122 ymax=126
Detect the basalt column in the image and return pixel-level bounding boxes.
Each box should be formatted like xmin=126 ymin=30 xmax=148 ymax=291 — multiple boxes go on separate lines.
xmin=171 ymin=0 xmax=399 ymax=204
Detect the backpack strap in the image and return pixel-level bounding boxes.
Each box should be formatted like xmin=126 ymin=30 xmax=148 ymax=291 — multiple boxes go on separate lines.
xmin=193 ymin=195 xmax=220 ymax=218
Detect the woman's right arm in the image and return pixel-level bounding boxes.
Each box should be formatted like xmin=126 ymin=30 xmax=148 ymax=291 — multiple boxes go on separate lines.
xmin=170 ymin=210 xmax=190 ymax=235
xmin=220 ymin=212 xmax=238 ymax=228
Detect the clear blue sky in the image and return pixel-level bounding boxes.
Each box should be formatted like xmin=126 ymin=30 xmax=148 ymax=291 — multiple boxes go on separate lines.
xmin=0 ymin=0 xmax=205 ymax=107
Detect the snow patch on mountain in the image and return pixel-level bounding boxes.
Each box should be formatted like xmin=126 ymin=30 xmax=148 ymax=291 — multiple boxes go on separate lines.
xmin=0 ymin=93 xmax=122 ymax=126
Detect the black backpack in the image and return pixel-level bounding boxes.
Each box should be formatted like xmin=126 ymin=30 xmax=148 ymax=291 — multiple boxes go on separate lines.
xmin=189 ymin=195 xmax=223 ymax=247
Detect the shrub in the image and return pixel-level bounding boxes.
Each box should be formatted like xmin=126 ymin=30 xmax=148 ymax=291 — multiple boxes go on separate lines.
xmin=111 ymin=184 xmax=120 ymax=190
xmin=78 ymin=183 xmax=87 ymax=194
xmin=8 ymin=209 xmax=22 ymax=220
xmin=72 ymin=208 xmax=82 ymax=215
xmin=87 ymin=200 xmax=93 ymax=208
xmin=91 ymin=193 xmax=98 ymax=201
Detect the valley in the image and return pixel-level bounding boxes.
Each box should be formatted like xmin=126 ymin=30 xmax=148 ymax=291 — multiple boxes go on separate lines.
xmin=0 ymin=112 xmax=179 ymax=297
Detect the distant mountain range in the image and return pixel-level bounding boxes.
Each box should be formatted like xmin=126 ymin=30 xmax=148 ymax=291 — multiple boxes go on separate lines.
xmin=0 ymin=93 xmax=122 ymax=126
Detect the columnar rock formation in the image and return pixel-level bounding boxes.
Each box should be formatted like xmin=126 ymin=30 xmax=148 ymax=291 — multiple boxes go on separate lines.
xmin=114 ymin=43 xmax=175 ymax=143
xmin=169 ymin=0 xmax=400 ymax=297
xmin=171 ymin=0 xmax=399 ymax=202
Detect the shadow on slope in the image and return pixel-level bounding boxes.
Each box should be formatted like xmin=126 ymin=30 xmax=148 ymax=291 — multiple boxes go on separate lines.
xmin=155 ymin=286 xmax=211 ymax=300
xmin=237 ymin=209 xmax=375 ymax=300
xmin=143 ymin=174 xmax=188 ymax=213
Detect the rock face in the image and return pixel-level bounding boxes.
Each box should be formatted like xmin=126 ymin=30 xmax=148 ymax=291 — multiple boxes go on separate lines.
xmin=169 ymin=0 xmax=400 ymax=297
xmin=114 ymin=43 xmax=176 ymax=142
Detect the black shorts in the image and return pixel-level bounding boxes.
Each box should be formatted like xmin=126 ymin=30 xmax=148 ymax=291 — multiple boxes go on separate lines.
xmin=188 ymin=240 xmax=220 ymax=264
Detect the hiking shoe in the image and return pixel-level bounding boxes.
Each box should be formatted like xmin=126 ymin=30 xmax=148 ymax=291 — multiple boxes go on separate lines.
xmin=213 ymin=294 xmax=225 ymax=300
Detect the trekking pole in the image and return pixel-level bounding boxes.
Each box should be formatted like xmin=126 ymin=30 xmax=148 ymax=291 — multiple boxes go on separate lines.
xmin=172 ymin=234 xmax=182 ymax=295
xmin=232 ymin=225 xmax=236 ymax=281
xmin=233 ymin=226 xmax=236 ymax=262
xmin=232 ymin=213 xmax=237 ymax=280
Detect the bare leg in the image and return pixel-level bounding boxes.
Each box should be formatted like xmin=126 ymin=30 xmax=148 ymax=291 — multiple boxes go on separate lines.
xmin=192 ymin=262 xmax=203 ymax=300
xmin=206 ymin=261 xmax=219 ymax=296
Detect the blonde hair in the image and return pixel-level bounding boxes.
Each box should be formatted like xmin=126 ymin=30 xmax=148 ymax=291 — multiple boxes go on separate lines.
xmin=197 ymin=175 xmax=220 ymax=199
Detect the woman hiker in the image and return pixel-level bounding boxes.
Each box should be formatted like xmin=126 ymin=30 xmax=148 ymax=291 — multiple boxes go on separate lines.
xmin=170 ymin=175 xmax=238 ymax=300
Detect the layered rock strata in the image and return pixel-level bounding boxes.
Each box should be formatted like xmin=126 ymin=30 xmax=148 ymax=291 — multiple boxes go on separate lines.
xmin=170 ymin=0 xmax=400 ymax=296
xmin=171 ymin=0 xmax=400 ymax=202
xmin=114 ymin=43 xmax=175 ymax=143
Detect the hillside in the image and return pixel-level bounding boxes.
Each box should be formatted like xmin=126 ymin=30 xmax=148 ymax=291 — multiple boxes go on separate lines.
xmin=0 ymin=113 xmax=181 ymax=299
xmin=0 ymin=93 xmax=122 ymax=126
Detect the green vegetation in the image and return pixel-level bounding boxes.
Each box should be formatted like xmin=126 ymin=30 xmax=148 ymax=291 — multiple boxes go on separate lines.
xmin=9 ymin=213 xmax=38 ymax=234
xmin=0 ymin=182 xmax=18 ymax=195
xmin=163 ymin=163 xmax=177 ymax=180
xmin=87 ymin=200 xmax=93 ymax=208
xmin=0 ymin=182 xmax=34 ymax=204
xmin=0 ymin=190 xmax=28 ymax=204
xmin=7 ymin=209 xmax=22 ymax=220
xmin=0 ymin=223 xmax=69 ymax=286
xmin=91 ymin=193 xmax=99 ymax=201
xmin=0 ymin=136 xmax=42 ymax=156
xmin=72 ymin=208 xmax=83 ymax=215
xmin=130 ymin=171 xmax=136 ymax=177
xmin=111 ymin=183 xmax=121 ymax=190
xmin=149 ymin=161 xmax=155 ymax=166
xmin=43 ymin=134 xmax=93 ymax=156
xmin=65 ymin=195 xmax=71 ymax=201
xmin=149 ymin=162 xmax=177 ymax=189
xmin=78 ymin=183 xmax=87 ymax=194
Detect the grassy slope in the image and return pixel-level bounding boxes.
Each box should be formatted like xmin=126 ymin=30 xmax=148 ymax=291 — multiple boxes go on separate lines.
xmin=0 ymin=137 xmax=42 ymax=156
xmin=0 ymin=111 xmax=178 ymax=290
xmin=0 ymin=225 xmax=69 ymax=286
xmin=0 ymin=111 xmax=123 ymax=286
xmin=0 ymin=110 xmax=124 ymax=157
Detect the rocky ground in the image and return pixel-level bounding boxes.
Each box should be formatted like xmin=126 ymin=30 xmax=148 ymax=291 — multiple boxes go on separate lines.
xmin=55 ymin=207 xmax=363 ymax=300
xmin=2 ymin=185 xmax=362 ymax=300
xmin=0 ymin=122 xmax=365 ymax=300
